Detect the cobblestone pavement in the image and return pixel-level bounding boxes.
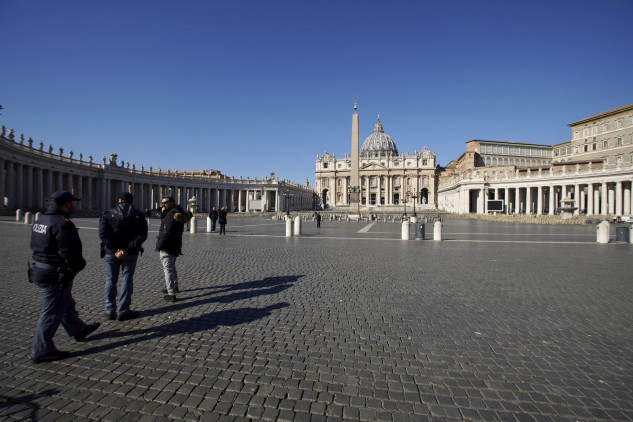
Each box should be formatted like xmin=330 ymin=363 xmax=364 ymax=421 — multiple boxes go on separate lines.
xmin=1 ymin=215 xmax=632 ymax=421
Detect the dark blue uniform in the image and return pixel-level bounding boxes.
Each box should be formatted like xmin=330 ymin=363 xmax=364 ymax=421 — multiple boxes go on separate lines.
xmin=30 ymin=204 xmax=93 ymax=361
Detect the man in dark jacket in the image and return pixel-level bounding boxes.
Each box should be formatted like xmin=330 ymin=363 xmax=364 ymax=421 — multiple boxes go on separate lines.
xmin=99 ymin=192 xmax=148 ymax=321
xmin=156 ymin=196 xmax=190 ymax=302
xmin=209 ymin=206 xmax=219 ymax=232
xmin=30 ymin=191 xmax=100 ymax=363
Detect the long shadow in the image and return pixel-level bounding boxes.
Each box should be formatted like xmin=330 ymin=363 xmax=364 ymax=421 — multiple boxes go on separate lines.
xmin=0 ymin=389 xmax=60 ymax=422
xmin=185 ymin=275 xmax=303 ymax=295
xmin=136 ymin=274 xmax=304 ymax=319
xmin=80 ymin=302 xmax=289 ymax=356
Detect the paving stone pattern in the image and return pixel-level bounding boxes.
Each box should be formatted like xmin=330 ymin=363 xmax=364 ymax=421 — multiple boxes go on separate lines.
xmin=0 ymin=216 xmax=632 ymax=421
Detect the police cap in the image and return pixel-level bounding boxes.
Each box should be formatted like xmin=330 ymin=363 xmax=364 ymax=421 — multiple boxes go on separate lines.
xmin=51 ymin=191 xmax=81 ymax=205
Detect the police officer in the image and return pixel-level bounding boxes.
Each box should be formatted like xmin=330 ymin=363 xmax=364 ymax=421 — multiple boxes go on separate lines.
xmin=29 ymin=191 xmax=100 ymax=363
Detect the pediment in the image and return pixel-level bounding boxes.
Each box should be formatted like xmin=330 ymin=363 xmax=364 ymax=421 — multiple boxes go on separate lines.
xmin=360 ymin=162 xmax=388 ymax=171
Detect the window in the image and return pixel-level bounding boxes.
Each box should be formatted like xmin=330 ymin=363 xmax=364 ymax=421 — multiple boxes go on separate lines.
xmin=583 ymin=128 xmax=589 ymax=137
xmin=602 ymin=123 xmax=608 ymax=132
xmin=323 ymin=178 xmax=328 ymax=187
xmin=370 ymin=177 xmax=376 ymax=186
xmin=323 ymin=162 xmax=328 ymax=169
xmin=593 ymin=143 xmax=597 ymax=150
xmin=574 ymin=130 xmax=579 ymax=139
xmin=617 ymin=137 xmax=623 ymax=146
xmin=616 ymin=155 xmax=623 ymax=165
xmin=584 ymin=145 xmax=588 ymax=152
xmin=337 ymin=179 xmax=342 ymax=186
xmin=616 ymin=120 xmax=623 ymax=129
xmin=603 ymin=140 xmax=609 ymax=148
xmin=422 ymin=159 xmax=427 ymax=166
xmin=394 ymin=177 xmax=399 ymax=186
xmin=592 ymin=126 xmax=598 ymax=135
xmin=422 ymin=176 xmax=428 ymax=185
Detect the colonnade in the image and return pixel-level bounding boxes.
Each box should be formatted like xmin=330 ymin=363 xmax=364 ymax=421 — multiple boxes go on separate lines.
xmin=1 ymin=134 xmax=314 ymax=214
xmin=439 ymin=168 xmax=633 ymax=216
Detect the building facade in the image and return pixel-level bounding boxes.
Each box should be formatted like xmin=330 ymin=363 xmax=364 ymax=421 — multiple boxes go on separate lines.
xmin=315 ymin=114 xmax=438 ymax=211
xmin=438 ymin=103 xmax=633 ymax=216
xmin=0 ymin=127 xmax=314 ymax=214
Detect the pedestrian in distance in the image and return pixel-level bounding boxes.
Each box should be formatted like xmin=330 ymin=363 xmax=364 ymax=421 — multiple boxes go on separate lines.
xmin=209 ymin=206 xmax=218 ymax=232
xmin=29 ymin=191 xmax=100 ymax=363
xmin=218 ymin=206 xmax=227 ymax=235
xmin=98 ymin=192 xmax=148 ymax=321
xmin=316 ymin=212 xmax=321 ymax=228
xmin=144 ymin=208 xmax=151 ymax=225
xmin=156 ymin=196 xmax=191 ymax=302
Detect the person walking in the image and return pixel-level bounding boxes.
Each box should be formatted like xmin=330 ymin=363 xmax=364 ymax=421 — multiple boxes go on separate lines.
xmin=156 ymin=196 xmax=190 ymax=302
xmin=209 ymin=206 xmax=218 ymax=232
xmin=218 ymin=206 xmax=227 ymax=235
xmin=98 ymin=192 xmax=148 ymax=321
xmin=316 ymin=212 xmax=321 ymax=228
xmin=29 ymin=191 xmax=100 ymax=363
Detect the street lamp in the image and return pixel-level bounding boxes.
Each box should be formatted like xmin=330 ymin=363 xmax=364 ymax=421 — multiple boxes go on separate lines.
xmin=402 ymin=194 xmax=407 ymax=218
xmin=282 ymin=192 xmax=294 ymax=216
xmin=409 ymin=191 xmax=418 ymax=217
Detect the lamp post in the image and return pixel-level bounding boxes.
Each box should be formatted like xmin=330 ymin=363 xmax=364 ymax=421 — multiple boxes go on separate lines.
xmin=402 ymin=194 xmax=407 ymax=218
xmin=409 ymin=191 xmax=418 ymax=217
xmin=282 ymin=192 xmax=293 ymax=216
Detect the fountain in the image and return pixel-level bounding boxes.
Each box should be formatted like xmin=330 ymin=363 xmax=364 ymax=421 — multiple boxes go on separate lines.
xmin=558 ymin=195 xmax=577 ymax=219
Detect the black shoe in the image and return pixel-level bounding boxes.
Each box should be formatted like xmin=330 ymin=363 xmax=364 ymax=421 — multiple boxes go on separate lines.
xmin=163 ymin=294 xmax=177 ymax=302
xmin=32 ymin=350 xmax=71 ymax=364
xmin=117 ymin=310 xmax=140 ymax=321
xmin=106 ymin=313 xmax=117 ymax=321
xmin=161 ymin=288 xmax=180 ymax=294
xmin=75 ymin=322 xmax=101 ymax=341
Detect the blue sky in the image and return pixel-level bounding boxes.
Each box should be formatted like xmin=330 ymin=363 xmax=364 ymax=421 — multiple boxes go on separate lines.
xmin=1 ymin=0 xmax=632 ymax=185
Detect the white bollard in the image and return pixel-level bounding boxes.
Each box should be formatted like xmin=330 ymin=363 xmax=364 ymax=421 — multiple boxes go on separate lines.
xmin=286 ymin=218 xmax=293 ymax=236
xmin=24 ymin=212 xmax=34 ymax=224
xmin=35 ymin=212 xmax=42 ymax=222
xmin=401 ymin=221 xmax=410 ymax=240
xmin=631 ymin=225 xmax=633 ymax=244
xmin=294 ymin=216 xmax=302 ymax=236
xmin=189 ymin=216 xmax=197 ymax=233
xmin=433 ymin=220 xmax=442 ymax=241
xmin=596 ymin=221 xmax=610 ymax=244
xmin=207 ymin=217 xmax=212 ymax=233
xmin=16 ymin=209 xmax=23 ymax=221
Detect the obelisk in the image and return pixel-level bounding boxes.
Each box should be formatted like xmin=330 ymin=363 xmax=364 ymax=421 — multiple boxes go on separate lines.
xmin=349 ymin=98 xmax=360 ymax=215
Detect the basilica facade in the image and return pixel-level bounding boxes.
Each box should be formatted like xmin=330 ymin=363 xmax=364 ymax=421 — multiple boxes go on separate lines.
xmin=315 ymin=115 xmax=438 ymax=211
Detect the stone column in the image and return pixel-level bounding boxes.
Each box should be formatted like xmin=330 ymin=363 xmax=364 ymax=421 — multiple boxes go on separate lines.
xmin=0 ymin=158 xmax=4 ymax=206
xmin=587 ymin=184 xmax=594 ymax=215
xmin=601 ymin=182 xmax=608 ymax=215
xmin=514 ymin=187 xmax=520 ymax=214
xmin=86 ymin=176 xmax=93 ymax=211
xmin=35 ymin=167 xmax=44 ymax=208
xmin=67 ymin=173 xmax=74 ymax=195
xmin=594 ymin=186 xmax=601 ymax=215
xmin=16 ymin=163 xmax=24 ymax=209
xmin=45 ymin=170 xmax=53 ymax=203
xmin=25 ymin=165 xmax=34 ymax=209
xmin=623 ymin=182 xmax=631 ymax=216
xmin=548 ymin=185 xmax=554 ymax=215
xmin=76 ymin=175 xmax=83 ymax=209
xmin=615 ymin=181 xmax=623 ymax=216
xmin=5 ymin=160 xmax=14 ymax=208
xmin=608 ymin=184 xmax=615 ymax=215
xmin=536 ymin=186 xmax=543 ymax=214
xmin=525 ymin=186 xmax=532 ymax=214
xmin=574 ymin=183 xmax=580 ymax=215
xmin=101 ymin=178 xmax=108 ymax=210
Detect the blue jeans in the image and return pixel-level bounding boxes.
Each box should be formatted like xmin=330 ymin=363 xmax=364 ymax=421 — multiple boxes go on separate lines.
xmin=32 ymin=268 xmax=86 ymax=358
xmin=211 ymin=220 xmax=217 ymax=231
xmin=104 ymin=253 xmax=139 ymax=316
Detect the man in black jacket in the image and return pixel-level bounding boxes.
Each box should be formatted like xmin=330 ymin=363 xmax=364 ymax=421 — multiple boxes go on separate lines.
xmin=30 ymin=191 xmax=100 ymax=363
xmin=99 ymin=192 xmax=148 ymax=321
xmin=156 ymin=196 xmax=190 ymax=302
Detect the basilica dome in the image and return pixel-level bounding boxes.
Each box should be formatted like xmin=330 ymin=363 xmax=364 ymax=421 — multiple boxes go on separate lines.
xmin=360 ymin=117 xmax=398 ymax=157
